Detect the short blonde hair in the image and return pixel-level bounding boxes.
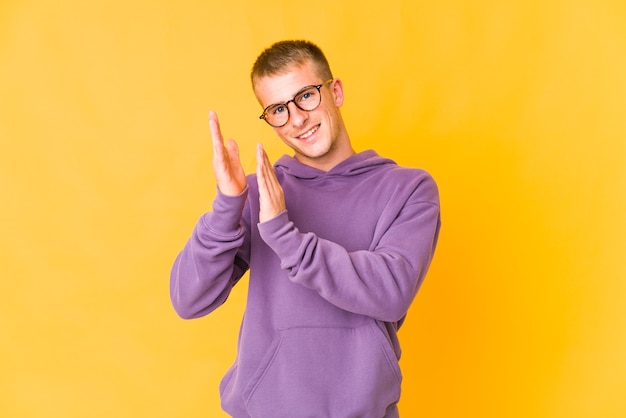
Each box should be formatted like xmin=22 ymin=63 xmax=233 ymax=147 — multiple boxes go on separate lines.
xmin=251 ymin=40 xmax=333 ymax=86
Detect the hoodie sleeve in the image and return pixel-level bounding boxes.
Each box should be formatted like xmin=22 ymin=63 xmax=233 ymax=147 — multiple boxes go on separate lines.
xmin=170 ymin=188 xmax=251 ymax=319
xmin=257 ymin=175 xmax=441 ymax=323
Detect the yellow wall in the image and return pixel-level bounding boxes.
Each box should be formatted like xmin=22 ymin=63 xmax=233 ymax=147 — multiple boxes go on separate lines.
xmin=1 ymin=1 xmax=624 ymax=417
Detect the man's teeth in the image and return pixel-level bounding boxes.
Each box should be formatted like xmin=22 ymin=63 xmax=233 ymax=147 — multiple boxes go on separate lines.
xmin=299 ymin=126 xmax=318 ymax=139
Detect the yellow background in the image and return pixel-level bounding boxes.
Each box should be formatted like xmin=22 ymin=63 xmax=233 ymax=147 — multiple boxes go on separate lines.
xmin=1 ymin=0 xmax=625 ymax=417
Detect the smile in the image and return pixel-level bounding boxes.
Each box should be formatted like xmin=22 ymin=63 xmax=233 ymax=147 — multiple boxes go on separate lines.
xmin=298 ymin=125 xmax=319 ymax=140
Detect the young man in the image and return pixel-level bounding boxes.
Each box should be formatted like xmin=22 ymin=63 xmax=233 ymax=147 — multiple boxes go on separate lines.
xmin=170 ymin=40 xmax=441 ymax=417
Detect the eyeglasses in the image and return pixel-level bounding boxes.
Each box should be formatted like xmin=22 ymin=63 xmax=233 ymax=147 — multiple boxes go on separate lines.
xmin=259 ymin=79 xmax=333 ymax=127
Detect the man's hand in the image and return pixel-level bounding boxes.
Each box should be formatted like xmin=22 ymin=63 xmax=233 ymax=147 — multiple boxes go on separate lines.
xmin=209 ymin=111 xmax=246 ymax=196
xmin=256 ymin=144 xmax=286 ymax=223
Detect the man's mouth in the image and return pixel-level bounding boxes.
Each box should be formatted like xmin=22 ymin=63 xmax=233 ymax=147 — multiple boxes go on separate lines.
xmin=297 ymin=125 xmax=319 ymax=140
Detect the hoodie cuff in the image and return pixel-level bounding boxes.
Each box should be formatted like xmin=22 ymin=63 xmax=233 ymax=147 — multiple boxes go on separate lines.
xmin=200 ymin=186 xmax=248 ymax=236
xmin=257 ymin=210 xmax=300 ymax=262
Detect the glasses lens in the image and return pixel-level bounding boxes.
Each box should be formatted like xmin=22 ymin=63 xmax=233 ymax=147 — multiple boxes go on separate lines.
xmin=265 ymin=104 xmax=289 ymax=127
xmin=294 ymin=87 xmax=322 ymax=111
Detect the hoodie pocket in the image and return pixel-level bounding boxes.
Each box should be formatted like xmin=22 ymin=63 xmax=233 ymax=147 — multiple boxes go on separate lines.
xmin=242 ymin=321 xmax=401 ymax=418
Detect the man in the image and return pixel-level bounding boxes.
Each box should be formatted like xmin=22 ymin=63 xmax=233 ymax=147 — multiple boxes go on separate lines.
xmin=170 ymin=40 xmax=441 ymax=418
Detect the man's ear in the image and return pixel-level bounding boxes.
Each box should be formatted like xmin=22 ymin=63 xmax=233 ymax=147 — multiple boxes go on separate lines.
xmin=330 ymin=78 xmax=345 ymax=107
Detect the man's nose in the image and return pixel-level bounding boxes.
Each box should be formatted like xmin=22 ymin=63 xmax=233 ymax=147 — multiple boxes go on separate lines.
xmin=287 ymin=101 xmax=308 ymax=126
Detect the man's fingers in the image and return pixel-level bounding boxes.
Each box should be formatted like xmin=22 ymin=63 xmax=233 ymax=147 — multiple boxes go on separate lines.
xmin=225 ymin=139 xmax=241 ymax=167
xmin=226 ymin=138 xmax=239 ymax=155
xmin=208 ymin=110 xmax=221 ymax=136
xmin=256 ymin=144 xmax=266 ymax=189
xmin=207 ymin=111 xmax=246 ymax=196
xmin=208 ymin=110 xmax=225 ymax=155
xmin=261 ymin=145 xmax=280 ymax=193
xmin=256 ymin=143 xmax=286 ymax=222
xmin=256 ymin=143 xmax=263 ymax=163
xmin=257 ymin=145 xmax=279 ymax=194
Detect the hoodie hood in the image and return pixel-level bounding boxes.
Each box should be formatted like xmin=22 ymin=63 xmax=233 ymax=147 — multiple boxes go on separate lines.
xmin=274 ymin=150 xmax=397 ymax=181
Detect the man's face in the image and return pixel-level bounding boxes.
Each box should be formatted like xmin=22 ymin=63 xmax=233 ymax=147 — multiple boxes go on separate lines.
xmin=253 ymin=61 xmax=349 ymax=170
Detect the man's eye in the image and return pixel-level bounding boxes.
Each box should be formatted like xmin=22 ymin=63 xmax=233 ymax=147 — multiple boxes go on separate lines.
xmin=298 ymin=90 xmax=315 ymax=102
xmin=271 ymin=105 xmax=286 ymax=115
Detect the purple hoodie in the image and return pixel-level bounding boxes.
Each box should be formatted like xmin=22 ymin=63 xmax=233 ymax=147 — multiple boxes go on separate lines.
xmin=171 ymin=150 xmax=441 ymax=417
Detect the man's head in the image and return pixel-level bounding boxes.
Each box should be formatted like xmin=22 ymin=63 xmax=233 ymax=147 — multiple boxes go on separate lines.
xmin=251 ymin=40 xmax=354 ymax=171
